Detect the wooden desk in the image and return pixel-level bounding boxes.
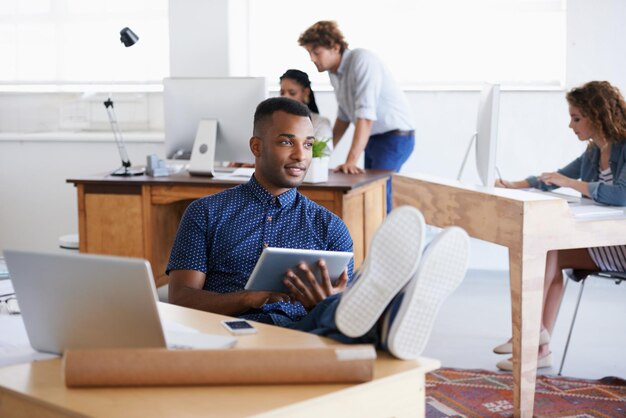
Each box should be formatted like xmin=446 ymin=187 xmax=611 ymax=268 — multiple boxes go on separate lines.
xmin=67 ymin=170 xmax=390 ymax=286
xmin=393 ymin=173 xmax=626 ymax=418
xmin=0 ymin=303 xmax=440 ymax=418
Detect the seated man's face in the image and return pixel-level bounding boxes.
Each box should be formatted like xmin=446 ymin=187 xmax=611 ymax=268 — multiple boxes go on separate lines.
xmin=252 ymin=111 xmax=315 ymax=194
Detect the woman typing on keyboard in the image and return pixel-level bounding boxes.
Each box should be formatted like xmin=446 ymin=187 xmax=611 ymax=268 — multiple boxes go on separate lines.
xmin=493 ymin=80 xmax=626 ymax=371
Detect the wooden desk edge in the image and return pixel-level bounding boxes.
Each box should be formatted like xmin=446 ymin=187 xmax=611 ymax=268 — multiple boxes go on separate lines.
xmin=393 ymin=172 xmax=572 ymax=203
xmin=0 ymin=356 xmax=439 ymax=418
xmin=67 ymin=170 xmax=392 ymax=191
xmin=0 ymin=303 xmax=440 ymax=418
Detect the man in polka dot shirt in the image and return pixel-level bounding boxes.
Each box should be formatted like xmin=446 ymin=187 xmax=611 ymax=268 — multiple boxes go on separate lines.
xmin=167 ymin=97 xmax=470 ymax=359
xmin=167 ymin=97 xmax=354 ymax=326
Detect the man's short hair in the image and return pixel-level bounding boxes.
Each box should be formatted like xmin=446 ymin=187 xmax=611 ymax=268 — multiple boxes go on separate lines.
xmin=298 ymin=20 xmax=349 ymax=54
xmin=253 ymin=97 xmax=311 ymax=137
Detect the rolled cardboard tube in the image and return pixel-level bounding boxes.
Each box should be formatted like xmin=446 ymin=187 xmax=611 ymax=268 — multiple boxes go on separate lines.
xmin=64 ymin=345 xmax=376 ymax=387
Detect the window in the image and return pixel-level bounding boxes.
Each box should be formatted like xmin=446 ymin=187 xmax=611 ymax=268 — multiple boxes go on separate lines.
xmin=0 ymin=0 xmax=169 ymax=85
xmin=246 ymin=0 xmax=565 ymax=87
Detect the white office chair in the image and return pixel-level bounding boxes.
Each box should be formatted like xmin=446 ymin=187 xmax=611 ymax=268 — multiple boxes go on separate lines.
xmin=558 ymin=268 xmax=625 ymax=376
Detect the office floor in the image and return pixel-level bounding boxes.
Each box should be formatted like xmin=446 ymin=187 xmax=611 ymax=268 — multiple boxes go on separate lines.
xmin=158 ymin=269 xmax=626 ymax=380
xmin=423 ymin=269 xmax=626 ymax=380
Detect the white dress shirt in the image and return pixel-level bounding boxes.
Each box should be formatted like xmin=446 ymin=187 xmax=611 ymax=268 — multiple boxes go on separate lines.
xmin=329 ymin=48 xmax=414 ymax=135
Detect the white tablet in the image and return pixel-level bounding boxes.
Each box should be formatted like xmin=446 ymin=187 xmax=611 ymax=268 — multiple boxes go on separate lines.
xmin=244 ymin=247 xmax=353 ymax=293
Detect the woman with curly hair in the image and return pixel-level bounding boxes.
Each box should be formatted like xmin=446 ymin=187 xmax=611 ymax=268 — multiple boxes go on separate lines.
xmin=494 ymin=80 xmax=626 ymax=370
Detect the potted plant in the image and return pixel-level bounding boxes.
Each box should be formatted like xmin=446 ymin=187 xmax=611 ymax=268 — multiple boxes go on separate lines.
xmin=304 ymin=138 xmax=331 ymax=183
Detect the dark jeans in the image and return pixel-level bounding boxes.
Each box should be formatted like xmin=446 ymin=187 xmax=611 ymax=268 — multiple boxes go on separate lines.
xmin=285 ymin=294 xmax=378 ymax=345
xmin=364 ymin=131 xmax=415 ymax=213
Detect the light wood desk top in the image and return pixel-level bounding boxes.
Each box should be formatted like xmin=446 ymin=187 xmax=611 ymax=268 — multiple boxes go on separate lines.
xmin=67 ymin=169 xmax=391 ymax=190
xmin=0 ymin=303 xmax=440 ymax=418
xmin=393 ymin=173 xmax=626 ymax=418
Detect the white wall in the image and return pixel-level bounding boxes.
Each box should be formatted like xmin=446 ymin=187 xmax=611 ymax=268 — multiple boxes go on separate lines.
xmin=567 ymin=0 xmax=626 ymax=91
xmin=1 ymin=0 xmax=624 ymax=270
xmin=168 ymin=0 xmax=251 ymax=77
xmin=168 ymin=0 xmax=230 ymax=77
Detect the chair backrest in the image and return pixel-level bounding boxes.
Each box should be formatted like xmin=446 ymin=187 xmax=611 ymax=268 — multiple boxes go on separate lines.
xmin=565 ymin=269 xmax=625 ymax=284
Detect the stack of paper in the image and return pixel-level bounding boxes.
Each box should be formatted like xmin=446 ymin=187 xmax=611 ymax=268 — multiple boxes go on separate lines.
xmin=569 ymin=205 xmax=624 ymax=219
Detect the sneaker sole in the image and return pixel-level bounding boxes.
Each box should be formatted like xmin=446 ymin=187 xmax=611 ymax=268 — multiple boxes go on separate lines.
xmin=335 ymin=206 xmax=426 ymax=338
xmin=385 ymin=227 xmax=470 ymax=360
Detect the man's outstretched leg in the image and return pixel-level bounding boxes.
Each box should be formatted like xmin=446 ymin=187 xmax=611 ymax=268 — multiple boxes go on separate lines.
xmin=335 ymin=206 xmax=427 ymax=338
xmin=378 ymin=226 xmax=470 ymax=359
xmin=290 ymin=206 xmax=426 ymax=343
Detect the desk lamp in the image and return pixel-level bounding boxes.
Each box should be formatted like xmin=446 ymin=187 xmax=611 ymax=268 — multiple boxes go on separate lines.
xmin=106 ymin=27 xmax=144 ymax=176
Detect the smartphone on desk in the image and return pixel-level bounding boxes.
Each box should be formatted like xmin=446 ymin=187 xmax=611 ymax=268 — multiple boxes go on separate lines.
xmin=221 ymin=319 xmax=257 ymax=335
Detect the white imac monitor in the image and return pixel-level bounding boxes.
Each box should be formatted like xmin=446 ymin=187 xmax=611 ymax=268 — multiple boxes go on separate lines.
xmin=163 ymin=77 xmax=267 ymax=165
xmin=476 ymin=83 xmax=500 ymax=186
xmin=457 ymin=83 xmax=500 ymax=186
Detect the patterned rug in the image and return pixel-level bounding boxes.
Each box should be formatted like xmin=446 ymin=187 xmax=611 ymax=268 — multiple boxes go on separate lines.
xmin=426 ymin=368 xmax=626 ymax=417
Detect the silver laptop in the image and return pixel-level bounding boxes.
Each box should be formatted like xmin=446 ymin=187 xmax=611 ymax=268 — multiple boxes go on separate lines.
xmin=4 ymin=249 xmax=236 ymax=354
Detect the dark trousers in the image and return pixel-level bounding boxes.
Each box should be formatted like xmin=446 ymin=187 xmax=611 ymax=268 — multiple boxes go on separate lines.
xmin=364 ymin=130 xmax=415 ymax=212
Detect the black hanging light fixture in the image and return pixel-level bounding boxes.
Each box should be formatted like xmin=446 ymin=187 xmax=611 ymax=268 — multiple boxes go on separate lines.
xmin=120 ymin=27 xmax=139 ymax=47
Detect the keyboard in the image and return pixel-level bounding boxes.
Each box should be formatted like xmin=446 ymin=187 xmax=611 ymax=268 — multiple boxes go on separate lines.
xmin=213 ymin=167 xmax=255 ymax=178
xmin=213 ymin=167 xmax=237 ymax=174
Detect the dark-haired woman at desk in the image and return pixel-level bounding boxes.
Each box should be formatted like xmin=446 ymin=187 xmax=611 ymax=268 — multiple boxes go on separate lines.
xmin=230 ymin=70 xmax=332 ymax=169
xmin=279 ymin=69 xmax=333 ymax=141
xmin=494 ymin=80 xmax=626 ymax=371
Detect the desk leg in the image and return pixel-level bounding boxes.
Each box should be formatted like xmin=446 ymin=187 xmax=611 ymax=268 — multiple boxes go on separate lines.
xmin=508 ymin=247 xmax=546 ymax=417
xmin=77 ymin=184 xmax=87 ymax=253
xmin=142 ymin=185 xmax=154 ymax=279
xmin=150 ymin=200 xmax=191 ymax=287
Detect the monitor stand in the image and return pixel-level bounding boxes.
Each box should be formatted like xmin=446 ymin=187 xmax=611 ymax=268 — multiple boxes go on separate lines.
xmin=456 ymin=132 xmax=477 ymax=181
xmin=188 ymin=119 xmax=218 ymax=176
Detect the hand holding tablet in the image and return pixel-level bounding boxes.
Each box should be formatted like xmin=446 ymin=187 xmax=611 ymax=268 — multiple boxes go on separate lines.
xmin=244 ymin=247 xmax=353 ymax=294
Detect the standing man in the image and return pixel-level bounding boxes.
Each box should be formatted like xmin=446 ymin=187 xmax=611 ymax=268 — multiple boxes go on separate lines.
xmin=298 ymin=20 xmax=415 ymax=211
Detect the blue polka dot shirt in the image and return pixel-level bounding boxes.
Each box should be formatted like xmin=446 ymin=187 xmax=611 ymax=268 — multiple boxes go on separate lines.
xmin=167 ymin=175 xmax=354 ymax=325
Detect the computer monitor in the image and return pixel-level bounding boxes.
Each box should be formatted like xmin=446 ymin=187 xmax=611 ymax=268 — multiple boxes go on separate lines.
xmin=457 ymin=83 xmax=500 ymax=186
xmin=163 ymin=77 xmax=267 ymax=164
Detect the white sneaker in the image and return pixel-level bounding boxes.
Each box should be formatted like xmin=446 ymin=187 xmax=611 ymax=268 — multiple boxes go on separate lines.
xmin=493 ymin=329 xmax=551 ymax=355
xmin=379 ymin=227 xmax=470 ymax=360
xmin=335 ymin=206 xmax=426 ymax=338
xmin=497 ymin=353 xmax=553 ymax=371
